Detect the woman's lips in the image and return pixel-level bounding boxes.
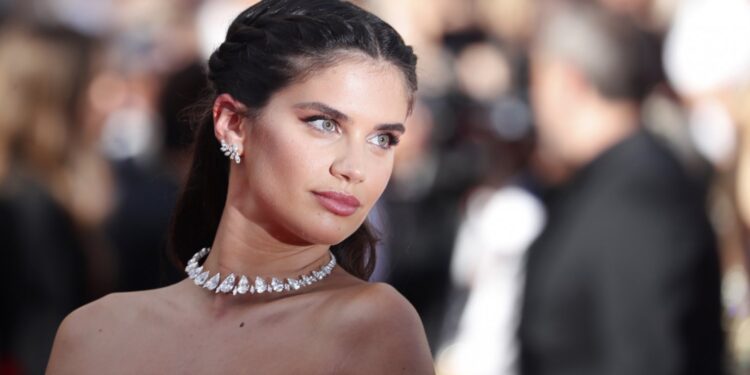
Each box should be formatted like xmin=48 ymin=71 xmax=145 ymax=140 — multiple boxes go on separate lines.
xmin=313 ymin=191 xmax=361 ymax=216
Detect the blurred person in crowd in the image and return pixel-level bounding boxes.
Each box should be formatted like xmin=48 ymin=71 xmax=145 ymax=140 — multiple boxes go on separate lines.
xmin=664 ymin=0 xmax=750 ymax=370
xmin=73 ymin=0 xmax=206 ymax=294
xmin=437 ymin=183 xmax=544 ymax=375
xmin=433 ymin=35 xmax=542 ymax=375
xmin=47 ymin=1 xmax=434 ymax=373
xmin=518 ymin=3 xmax=724 ymax=375
xmin=663 ymin=0 xmax=750 ymax=172
xmin=0 ymin=24 xmax=114 ymax=375
xmin=104 ymin=61 xmax=207 ymax=292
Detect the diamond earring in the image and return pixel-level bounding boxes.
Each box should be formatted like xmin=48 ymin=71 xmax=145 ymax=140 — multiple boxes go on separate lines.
xmin=220 ymin=140 xmax=241 ymax=164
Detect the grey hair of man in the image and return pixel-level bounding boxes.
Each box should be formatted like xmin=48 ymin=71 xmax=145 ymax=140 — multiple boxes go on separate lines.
xmin=532 ymin=3 xmax=660 ymax=102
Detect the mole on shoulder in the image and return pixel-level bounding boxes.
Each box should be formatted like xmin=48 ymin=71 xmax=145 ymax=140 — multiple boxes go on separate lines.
xmin=239 ymin=322 xmax=245 ymax=328
xmin=97 ymin=328 xmax=103 ymax=333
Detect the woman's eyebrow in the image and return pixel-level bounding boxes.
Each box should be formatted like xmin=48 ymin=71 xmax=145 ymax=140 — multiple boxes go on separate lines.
xmin=375 ymin=123 xmax=405 ymax=134
xmin=293 ymin=102 xmax=349 ymax=122
xmin=294 ymin=101 xmax=405 ymax=133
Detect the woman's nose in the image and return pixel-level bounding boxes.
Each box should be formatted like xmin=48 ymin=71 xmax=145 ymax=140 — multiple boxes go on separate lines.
xmin=330 ymin=145 xmax=366 ymax=184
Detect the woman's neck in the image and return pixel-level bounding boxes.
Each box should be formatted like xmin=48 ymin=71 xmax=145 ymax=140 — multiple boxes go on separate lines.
xmin=200 ymin=205 xmax=332 ymax=287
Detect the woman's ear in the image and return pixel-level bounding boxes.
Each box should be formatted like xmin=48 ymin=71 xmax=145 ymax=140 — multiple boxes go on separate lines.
xmin=213 ymin=93 xmax=248 ymax=151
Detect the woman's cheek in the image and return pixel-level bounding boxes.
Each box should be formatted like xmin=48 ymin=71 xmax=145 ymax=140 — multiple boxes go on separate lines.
xmin=368 ymin=162 xmax=394 ymax=204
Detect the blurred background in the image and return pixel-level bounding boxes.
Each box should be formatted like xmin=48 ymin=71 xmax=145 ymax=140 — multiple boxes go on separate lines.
xmin=1 ymin=0 xmax=749 ymax=374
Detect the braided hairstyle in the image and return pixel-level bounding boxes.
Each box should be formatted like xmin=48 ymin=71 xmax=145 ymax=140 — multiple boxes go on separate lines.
xmin=168 ymin=0 xmax=417 ymax=280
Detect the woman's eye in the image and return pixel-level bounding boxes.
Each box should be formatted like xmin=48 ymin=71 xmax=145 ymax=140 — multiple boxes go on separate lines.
xmin=368 ymin=133 xmax=399 ymax=149
xmin=307 ymin=118 xmax=339 ymax=133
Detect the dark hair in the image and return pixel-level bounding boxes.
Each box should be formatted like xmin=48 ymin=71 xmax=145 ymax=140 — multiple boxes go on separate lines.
xmin=168 ymin=0 xmax=417 ymax=280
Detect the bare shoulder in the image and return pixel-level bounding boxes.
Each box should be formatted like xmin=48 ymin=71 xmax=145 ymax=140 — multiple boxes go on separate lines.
xmin=46 ymin=288 xmax=170 ymax=374
xmin=324 ymin=282 xmax=435 ymax=374
xmin=337 ymin=282 xmax=420 ymax=325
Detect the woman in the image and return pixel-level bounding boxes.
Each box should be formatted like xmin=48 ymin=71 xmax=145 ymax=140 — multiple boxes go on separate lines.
xmin=46 ymin=0 xmax=434 ymax=373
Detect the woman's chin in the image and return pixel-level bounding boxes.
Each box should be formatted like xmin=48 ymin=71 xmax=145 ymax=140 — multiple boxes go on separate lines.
xmin=296 ymin=222 xmax=360 ymax=247
xmin=307 ymin=230 xmax=356 ymax=247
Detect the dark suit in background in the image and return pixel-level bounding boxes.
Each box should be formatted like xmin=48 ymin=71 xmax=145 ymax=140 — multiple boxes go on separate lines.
xmin=519 ymin=130 xmax=724 ymax=375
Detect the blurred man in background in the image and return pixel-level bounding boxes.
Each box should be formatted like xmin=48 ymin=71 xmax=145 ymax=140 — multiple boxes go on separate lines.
xmin=519 ymin=3 xmax=724 ymax=375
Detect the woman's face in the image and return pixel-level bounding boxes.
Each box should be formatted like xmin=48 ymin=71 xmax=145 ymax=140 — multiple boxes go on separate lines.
xmin=235 ymin=58 xmax=411 ymax=246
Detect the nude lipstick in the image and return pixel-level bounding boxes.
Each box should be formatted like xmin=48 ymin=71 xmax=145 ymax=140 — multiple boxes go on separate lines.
xmin=313 ymin=191 xmax=361 ymax=217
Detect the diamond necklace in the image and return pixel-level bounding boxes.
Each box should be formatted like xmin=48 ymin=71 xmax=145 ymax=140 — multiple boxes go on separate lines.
xmin=185 ymin=247 xmax=337 ymax=295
